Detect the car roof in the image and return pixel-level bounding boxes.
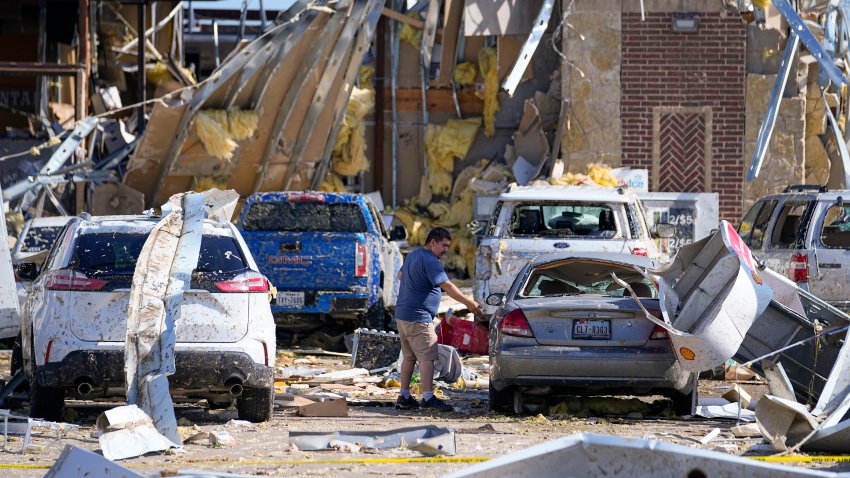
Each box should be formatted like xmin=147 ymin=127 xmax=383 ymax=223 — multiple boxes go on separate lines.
xmin=527 ymin=252 xmax=659 ymax=270
xmin=26 ymin=216 xmax=75 ymax=227
xmin=499 ymin=185 xmax=633 ymax=203
xmin=758 ymin=189 xmax=850 ymax=202
xmin=75 ymin=215 xmax=234 ymax=235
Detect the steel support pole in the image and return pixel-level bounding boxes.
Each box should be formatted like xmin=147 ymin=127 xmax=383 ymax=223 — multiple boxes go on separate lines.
xmin=137 ymin=1 xmax=146 ymax=133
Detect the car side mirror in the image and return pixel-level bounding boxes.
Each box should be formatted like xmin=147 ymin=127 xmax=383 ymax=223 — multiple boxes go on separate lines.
xmin=486 ymin=293 xmax=506 ymax=307
xmin=389 ymin=225 xmax=407 ymax=241
xmin=653 ymin=223 xmax=675 ymax=239
xmin=15 ymin=262 xmax=39 ymax=281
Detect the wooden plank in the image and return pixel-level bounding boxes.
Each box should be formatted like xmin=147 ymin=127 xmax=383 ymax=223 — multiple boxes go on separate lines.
xmin=436 ymin=0 xmax=465 ymax=87
xmin=382 ymin=88 xmax=484 ymax=114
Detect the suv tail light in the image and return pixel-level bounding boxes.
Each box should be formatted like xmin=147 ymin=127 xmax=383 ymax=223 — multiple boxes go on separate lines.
xmin=355 ymin=243 xmax=368 ymax=277
xmin=215 ymin=272 xmax=270 ymax=293
xmin=497 ymin=309 xmax=535 ymax=338
xmin=632 ymin=247 xmax=648 ymax=257
xmin=47 ymin=270 xmax=108 ymax=291
xmin=790 ymin=253 xmax=809 ymax=283
xmin=649 ymin=325 xmax=670 ymax=340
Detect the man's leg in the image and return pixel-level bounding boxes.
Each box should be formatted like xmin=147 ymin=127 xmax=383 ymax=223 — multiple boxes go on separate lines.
xmin=395 ymin=320 xmax=420 ymax=409
xmin=400 ymin=355 xmax=417 ymax=393
xmin=419 ymin=359 xmax=435 ymax=395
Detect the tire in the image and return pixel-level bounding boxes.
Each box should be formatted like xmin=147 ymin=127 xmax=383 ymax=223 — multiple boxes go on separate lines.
xmin=671 ymin=387 xmax=698 ymax=416
xmin=11 ymin=334 xmax=22 ymax=377
xmin=237 ymin=387 xmax=274 ymax=422
xmin=489 ymin=384 xmax=514 ymax=414
xmin=29 ymin=377 xmax=64 ymax=421
xmin=359 ymin=296 xmax=386 ymax=330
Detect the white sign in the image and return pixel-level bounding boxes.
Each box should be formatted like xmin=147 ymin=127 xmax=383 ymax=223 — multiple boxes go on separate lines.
xmin=612 ymin=168 xmax=649 ymax=192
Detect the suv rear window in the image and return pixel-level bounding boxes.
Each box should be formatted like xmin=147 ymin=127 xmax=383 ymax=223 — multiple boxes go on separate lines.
xmin=71 ymin=233 xmax=248 ymax=276
xmin=242 ymin=202 xmax=367 ymax=233
xmin=20 ymin=226 xmax=64 ymax=252
xmin=769 ymin=201 xmax=810 ymax=249
xmin=739 ymin=200 xmax=777 ymax=249
xmin=509 ymin=202 xmax=620 ymax=238
xmin=821 ymin=204 xmax=850 ymax=249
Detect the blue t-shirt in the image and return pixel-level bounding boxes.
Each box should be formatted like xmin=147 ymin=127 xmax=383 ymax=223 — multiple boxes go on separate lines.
xmin=394 ymin=247 xmax=449 ymax=323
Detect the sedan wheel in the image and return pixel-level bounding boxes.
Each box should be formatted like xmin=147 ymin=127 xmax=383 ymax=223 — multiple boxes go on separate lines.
xmin=488 ymin=384 xmax=514 ymax=414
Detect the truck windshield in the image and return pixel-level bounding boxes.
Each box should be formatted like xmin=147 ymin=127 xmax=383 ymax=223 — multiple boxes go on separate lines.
xmin=509 ymin=202 xmax=620 ymax=238
xmin=242 ymin=202 xmax=367 ymax=233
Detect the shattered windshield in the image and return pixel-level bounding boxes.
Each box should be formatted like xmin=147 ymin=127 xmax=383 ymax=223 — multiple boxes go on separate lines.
xmin=519 ymin=260 xmax=656 ymax=299
xmin=71 ymin=233 xmax=249 ymax=276
xmin=20 ymin=226 xmax=64 ymax=252
xmin=508 ymin=202 xmax=622 ymax=238
xmin=242 ymin=202 xmax=367 ymax=233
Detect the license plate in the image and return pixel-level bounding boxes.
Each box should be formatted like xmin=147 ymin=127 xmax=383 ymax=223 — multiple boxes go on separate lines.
xmin=573 ymin=319 xmax=611 ymax=339
xmin=277 ymin=291 xmax=305 ymax=308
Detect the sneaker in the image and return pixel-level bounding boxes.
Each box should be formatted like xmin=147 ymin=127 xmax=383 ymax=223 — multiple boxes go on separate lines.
xmin=395 ymin=395 xmax=420 ymax=410
xmin=420 ymin=395 xmax=453 ymax=411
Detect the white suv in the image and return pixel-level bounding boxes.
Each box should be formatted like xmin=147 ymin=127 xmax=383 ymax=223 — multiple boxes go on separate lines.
xmin=17 ymin=215 xmax=276 ymax=422
xmin=474 ymin=185 xmax=671 ymax=314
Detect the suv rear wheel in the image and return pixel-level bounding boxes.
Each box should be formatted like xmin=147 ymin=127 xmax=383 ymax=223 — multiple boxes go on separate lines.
xmin=29 ymin=377 xmax=65 ymax=421
xmin=237 ymin=386 xmax=274 ymax=422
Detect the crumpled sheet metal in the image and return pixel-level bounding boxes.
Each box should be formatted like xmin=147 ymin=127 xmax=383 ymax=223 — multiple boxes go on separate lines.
xmin=124 ymin=0 xmax=384 ymax=207
xmin=445 ymin=432 xmax=849 ymax=478
xmin=288 ymin=425 xmax=456 ymax=456
xmin=621 ymin=221 xmax=772 ymax=372
xmin=125 ymin=189 xmax=239 ymax=446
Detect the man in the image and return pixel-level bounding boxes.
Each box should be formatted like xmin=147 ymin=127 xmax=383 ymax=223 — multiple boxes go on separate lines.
xmin=394 ymin=227 xmax=483 ymax=411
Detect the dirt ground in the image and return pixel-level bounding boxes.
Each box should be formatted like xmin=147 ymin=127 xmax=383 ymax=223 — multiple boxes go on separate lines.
xmin=0 ymin=350 xmax=848 ymax=477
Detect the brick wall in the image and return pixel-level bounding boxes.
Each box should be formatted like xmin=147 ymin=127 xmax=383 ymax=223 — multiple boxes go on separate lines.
xmin=621 ymin=12 xmax=746 ymax=221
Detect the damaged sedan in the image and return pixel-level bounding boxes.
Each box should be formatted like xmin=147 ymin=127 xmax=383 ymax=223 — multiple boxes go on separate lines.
xmin=487 ymin=254 xmax=697 ymax=415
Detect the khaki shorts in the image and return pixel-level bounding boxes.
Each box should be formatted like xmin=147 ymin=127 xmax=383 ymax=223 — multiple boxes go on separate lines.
xmin=396 ymin=320 xmax=438 ymax=362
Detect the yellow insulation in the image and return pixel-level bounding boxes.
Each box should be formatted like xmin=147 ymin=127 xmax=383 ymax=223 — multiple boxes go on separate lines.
xmin=194 ymin=111 xmax=238 ymax=161
xmin=193 ymin=176 xmax=229 ymax=192
xmin=228 ymin=107 xmax=259 ymax=140
xmin=400 ymin=13 xmax=423 ymax=48
xmin=752 ymin=0 xmax=771 ymax=8
xmin=319 ymin=172 xmax=347 ymax=193
xmin=477 ymin=48 xmax=499 ymax=137
xmin=550 ymin=163 xmax=619 ymax=188
xmin=426 ymin=118 xmax=482 ymax=196
xmin=453 ymin=62 xmax=477 ymax=86
xmin=332 ymin=85 xmax=375 ymax=177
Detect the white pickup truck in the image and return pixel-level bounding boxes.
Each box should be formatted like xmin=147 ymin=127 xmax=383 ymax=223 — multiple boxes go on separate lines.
xmin=474 ymin=185 xmax=672 ymax=314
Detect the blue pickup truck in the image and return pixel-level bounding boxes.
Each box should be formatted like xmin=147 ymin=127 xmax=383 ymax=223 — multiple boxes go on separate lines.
xmin=236 ymin=192 xmax=403 ymax=332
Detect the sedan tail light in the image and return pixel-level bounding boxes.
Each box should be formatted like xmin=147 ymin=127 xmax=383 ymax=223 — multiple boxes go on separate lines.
xmin=649 ymin=325 xmax=670 ymax=340
xmin=355 ymin=243 xmax=368 ymax=277
xmin=215 ymin=272 xmax=270 ymax=293
xmin=497 ymin=309 xmax=535 ymax=338
xmin=632 ymin=247 xmax=648 ymax=257
xmin=790 ymin=252 xmax=809 ymax=283
xmin=47 ymin=270 xmax=108 ymax=291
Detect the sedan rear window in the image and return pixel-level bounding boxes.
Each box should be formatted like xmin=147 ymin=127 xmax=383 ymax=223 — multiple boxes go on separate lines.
xmin=509 ymin=202 xmax=621 ymax=238
xmin=241 ymin=202 xmax=367 ymax=233
xmin=520 ymin=260 xmax=655 ymax=299
xmin=71 ymin=233 xmax=248 ymax=276
xmin=20 ymin=226 xmax=64 ymax=252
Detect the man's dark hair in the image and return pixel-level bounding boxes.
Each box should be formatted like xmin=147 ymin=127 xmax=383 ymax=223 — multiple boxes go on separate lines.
xmin=425 ymin=227 xmax=452 ymax=244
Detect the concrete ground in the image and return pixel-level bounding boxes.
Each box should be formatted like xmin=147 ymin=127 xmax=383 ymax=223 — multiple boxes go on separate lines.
xmin=0 ymin=350 xmax=847 ymax=477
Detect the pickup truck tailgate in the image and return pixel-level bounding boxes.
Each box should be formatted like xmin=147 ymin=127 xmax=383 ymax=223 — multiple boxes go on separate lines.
xmin=245 ymin=231 xmax=360 ymax=291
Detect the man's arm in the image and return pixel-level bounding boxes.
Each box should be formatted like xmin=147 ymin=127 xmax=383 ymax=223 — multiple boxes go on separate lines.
xmin=439 ymin=280 xmax=483 ymax=318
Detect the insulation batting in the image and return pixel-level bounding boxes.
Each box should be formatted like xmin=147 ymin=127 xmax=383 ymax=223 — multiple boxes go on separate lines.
xmin=477 ymin=48 xmax=499 ymax=137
